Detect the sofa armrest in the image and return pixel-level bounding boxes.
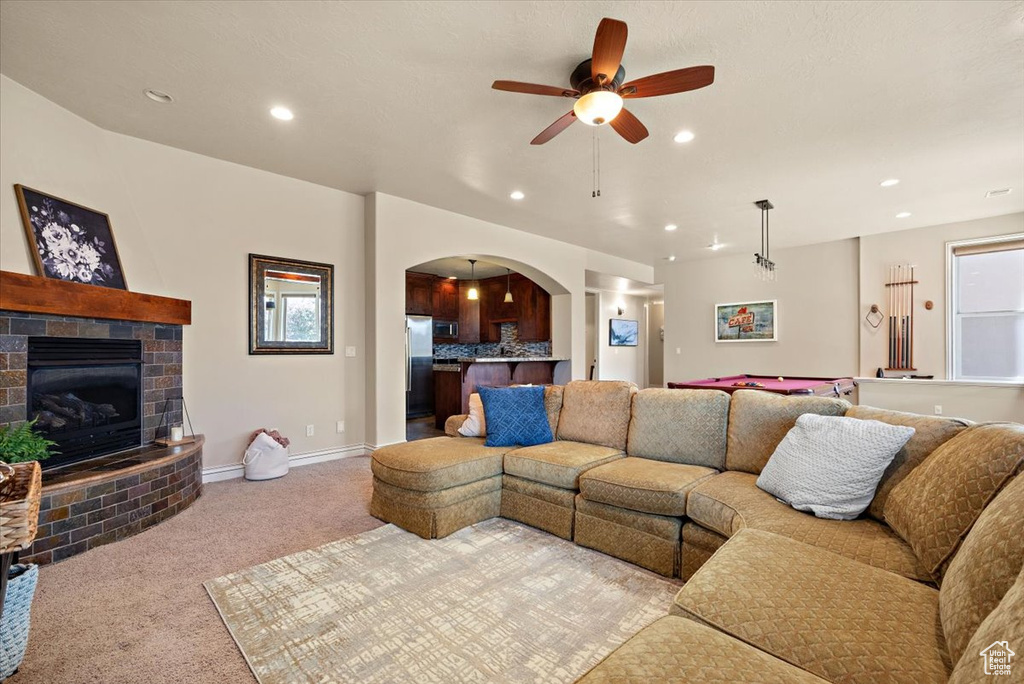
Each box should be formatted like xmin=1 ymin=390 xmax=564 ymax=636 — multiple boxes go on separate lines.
xmin=445 ymin=414 xmax=470 ymax=437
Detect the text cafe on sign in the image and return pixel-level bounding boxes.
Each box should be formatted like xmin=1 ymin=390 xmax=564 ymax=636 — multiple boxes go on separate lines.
xmin=728 ymin=307 xmax=755 ymax=335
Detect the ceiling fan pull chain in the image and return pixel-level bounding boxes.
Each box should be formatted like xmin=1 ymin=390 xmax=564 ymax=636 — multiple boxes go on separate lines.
xmin=591 ymin=128 xmax=597 ymax=198
xmin=596 ymin=130 xmax=601 ymax=197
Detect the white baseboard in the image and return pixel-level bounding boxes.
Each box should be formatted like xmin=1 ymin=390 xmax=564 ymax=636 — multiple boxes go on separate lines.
xmin=202 ymin=443 xmax=370 ymax=483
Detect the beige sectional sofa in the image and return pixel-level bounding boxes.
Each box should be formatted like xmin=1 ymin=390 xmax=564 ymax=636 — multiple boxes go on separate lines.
xmin=370 ymin=380 xmax=1023 ymax=683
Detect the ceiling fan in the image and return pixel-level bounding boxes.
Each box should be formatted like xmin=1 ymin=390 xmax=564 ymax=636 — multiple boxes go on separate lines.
xmin=493 ymin=18 xmax=714 ymax=145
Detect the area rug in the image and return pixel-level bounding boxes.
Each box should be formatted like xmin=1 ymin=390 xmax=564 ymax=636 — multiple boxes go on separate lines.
xmin=205 ymin=518 xmax=680 ymax=683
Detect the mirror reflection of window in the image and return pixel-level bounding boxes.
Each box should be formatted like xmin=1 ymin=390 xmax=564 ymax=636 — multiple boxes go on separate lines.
xmin=282 ymin=294 xmax=319 ymax=342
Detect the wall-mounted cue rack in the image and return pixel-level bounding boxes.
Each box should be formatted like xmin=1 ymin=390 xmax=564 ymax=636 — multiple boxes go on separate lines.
xmin=885 ymin=264 xmax=918 ymax=371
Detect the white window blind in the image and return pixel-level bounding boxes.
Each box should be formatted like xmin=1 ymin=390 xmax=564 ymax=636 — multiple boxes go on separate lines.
xmin=950 ymin=237 xmax=1024 ymax=381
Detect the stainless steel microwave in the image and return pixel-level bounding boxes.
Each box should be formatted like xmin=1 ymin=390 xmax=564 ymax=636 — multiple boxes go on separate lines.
xmin=433 ymin=320 xmax=458 ymax=339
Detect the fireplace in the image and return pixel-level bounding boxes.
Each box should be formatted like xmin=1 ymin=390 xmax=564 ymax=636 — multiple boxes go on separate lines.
xmin=27 ymin=336 xmax=143 ymax=468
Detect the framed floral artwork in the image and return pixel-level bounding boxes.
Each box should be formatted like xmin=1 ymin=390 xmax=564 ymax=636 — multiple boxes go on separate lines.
xmin=14 ymin=184 xmax=127 ymax=290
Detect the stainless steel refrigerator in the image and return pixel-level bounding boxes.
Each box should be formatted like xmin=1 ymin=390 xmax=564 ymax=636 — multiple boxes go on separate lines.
xmin=405 ymin=315 xmax=434 ymax=418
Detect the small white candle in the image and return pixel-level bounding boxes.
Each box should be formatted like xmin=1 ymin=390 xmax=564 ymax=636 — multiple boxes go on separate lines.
xmin=170 ymin=426 xmax=184 ymax=442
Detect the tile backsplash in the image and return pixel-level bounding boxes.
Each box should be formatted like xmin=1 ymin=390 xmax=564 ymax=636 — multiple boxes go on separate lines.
xmin=435 ymin=323 xmax=550 ymax=359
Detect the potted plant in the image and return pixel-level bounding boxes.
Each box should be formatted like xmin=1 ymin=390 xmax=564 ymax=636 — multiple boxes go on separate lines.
xmin=0 ymin=420 xmax=57 ymax=465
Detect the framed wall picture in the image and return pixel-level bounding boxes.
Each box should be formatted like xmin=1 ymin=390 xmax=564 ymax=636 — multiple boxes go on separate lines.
xmin=609 ymin=318 xmax=639 ymax=347
xmin=715 ymin=300 xmax=778 ymax=342
xmin=249 ymin=254 xmax=335 ymax=354
xmin=14 ymin=184 xmax=128 ymax=290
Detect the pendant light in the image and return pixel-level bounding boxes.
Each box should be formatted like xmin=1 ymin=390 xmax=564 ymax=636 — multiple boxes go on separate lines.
xmin=753 ymin=199 xmax=777 ymax=281
xmin=467 ymin=259 xmax=479 ymax=300
xmin=504 ymin=268 xmax=514 ymax=304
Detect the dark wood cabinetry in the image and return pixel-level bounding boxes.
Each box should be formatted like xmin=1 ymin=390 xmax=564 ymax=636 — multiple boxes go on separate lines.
xmin=432 ymin=278 xmax=460 ymax=321
xmin=405 ymin=270 xmax=550 ymax=343
xmin=405 ymin=272 xmax=434 ymax=316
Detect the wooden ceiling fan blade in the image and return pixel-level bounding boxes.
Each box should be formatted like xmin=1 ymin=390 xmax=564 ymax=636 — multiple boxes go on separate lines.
xmin=609 ymin=108 xmax=648 ymax=144
xmin=620 ymin=66 xmax=715 ymax=98
xmin=531 ymin=110 xmax=577 ymax=145
xmin=492 ymin=80 xmax=580 ymax=98
xmin=591 ymin=18 xmax=628 ymax=85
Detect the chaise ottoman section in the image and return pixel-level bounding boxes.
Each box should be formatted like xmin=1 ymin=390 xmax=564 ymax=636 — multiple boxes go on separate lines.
xmin=370 ymin=436 xmax=512 ymax=538
xmin=574 ymin=496 xmax=682 ymax=577
xmin=672 ymin=529 xmax=950 ymax=684
xmin=577 ymin=615 xmax=828 ymax=684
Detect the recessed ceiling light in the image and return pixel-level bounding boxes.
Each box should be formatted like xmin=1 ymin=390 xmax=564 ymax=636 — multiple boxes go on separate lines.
xmin=270 ymin=106 xmax=294 ymax=121
xmin=896 ymin=211 xmax=912 ymax=218
xmin=986 ymin=188 xmax=1012 ymax=198
xmin=707 ymin=242 xmax=725 ymax=251
xmin=510 ymin=190 xmax=525 ymax=200
xmin=447 ymin=276 xmax=457 ymax=280
xmin=664 ymin=224 xmax=678 ymax=232
xmin=667 ymin=255 xmax=677 ymax=262
xmin=144 ymin=89 xmax=173 ymax=104
xmin=673 ymin=130 xmax=695 ymax=143
xmin=879 ymin=178 xmax=900 ymax=187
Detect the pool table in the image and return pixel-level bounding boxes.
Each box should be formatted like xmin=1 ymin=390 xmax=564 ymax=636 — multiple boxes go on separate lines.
xmin=668 ymin=374 xmax=856 ymax=397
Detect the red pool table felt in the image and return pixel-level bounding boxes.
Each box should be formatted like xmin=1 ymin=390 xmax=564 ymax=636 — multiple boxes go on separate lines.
xmin=668 ymin=374 xmax=856 ymax=397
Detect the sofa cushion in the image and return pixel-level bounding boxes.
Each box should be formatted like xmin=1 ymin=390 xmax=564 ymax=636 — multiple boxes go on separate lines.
xmin=371 ymin=437 xmax=509 ymax=491
xmin=948 ymin=566 xmax=1024 ymax=684
xmin=542 ymin=384 xmax=564 ymax=436
xmin=673 ymin=529 xmax=949 ymax=684
xmin=504 ymin=440 xmax=624 ymax=489
xmin=479 ymin=385 xmax=553 ymax=447
xmin=847 ymin=405 xmax=970 ymax=521
xmin=687 ymin=471 xmax=930 ymax=581
xmin=885 ymin=422 xmax=1024 ymax=580
xmin=725 ymin=390 xmax=850 ymax=474
xmin=580 ymin=457 xmax=716 ymax=516
xmin=755 ymin=413 xmax=914 ymax=520
xmin=940 ymin=473 xmax=1024 ymax=665
xmin=626 ymin=388 xmax=730 ymax=468
xmin=577 ymin=615 xmax=828 ymax=684
xmin=556 ymin=380 xmax=637 ymax=450
xmin=457 ymin=393 xmax=486 ymax=437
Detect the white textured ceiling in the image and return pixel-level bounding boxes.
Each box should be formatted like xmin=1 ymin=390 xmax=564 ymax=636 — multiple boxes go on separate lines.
xmin=1 ymin=1 xmax=1022 ymax=265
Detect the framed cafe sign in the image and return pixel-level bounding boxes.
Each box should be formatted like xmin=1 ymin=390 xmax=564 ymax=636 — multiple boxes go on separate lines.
xmin=715 ymin=300 xmax=777 ymax=342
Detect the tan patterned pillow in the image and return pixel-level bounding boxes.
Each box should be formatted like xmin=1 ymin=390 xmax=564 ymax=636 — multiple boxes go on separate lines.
xmin=556 ymin=380 xmax=637 ymax=450
xmin=627 ymin=388 xmax=730 ymax=468
xmin=847 ymin=406 xmax=970 ymax=521
xmin=543 ymin=385 xmax=564 ymax=437
xmin=885 ymin=423 xmax=1024 ymax=581
xmin=724 ymin=390 xmax=850 ymax=474
xmin=940 ymin=473 xmax=1024 ymax=666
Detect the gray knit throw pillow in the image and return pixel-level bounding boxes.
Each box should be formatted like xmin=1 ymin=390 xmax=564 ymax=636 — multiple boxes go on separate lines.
xmin=756 ymin=414 xmax=915 ymax=520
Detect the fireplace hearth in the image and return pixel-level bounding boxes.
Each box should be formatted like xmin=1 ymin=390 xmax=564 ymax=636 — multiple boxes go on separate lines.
xmin=28 ymin=336 xmax=143 ymax=468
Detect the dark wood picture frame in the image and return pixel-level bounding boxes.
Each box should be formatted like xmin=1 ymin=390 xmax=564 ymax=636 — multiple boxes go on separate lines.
xmin=249 ymin=254 xmax=334 ymax=355
xmin=14 ymin=184 xmax=128 ymax=290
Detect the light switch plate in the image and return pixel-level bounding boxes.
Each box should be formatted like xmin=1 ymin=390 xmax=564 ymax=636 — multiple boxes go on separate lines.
xmin=337 ymin=420 xmax=345 ymax=433
xmin=345 ymin=346 xmax=357 ymax=357
xmin=306 ymin=424 xmax=315 ymax=437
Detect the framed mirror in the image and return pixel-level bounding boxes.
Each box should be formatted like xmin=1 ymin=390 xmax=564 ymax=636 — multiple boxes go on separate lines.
xmin=249 ymin=254 xmax=334 ymax=354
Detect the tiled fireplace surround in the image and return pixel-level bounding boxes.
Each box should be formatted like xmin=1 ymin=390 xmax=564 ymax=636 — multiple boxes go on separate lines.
xmin=0 ymin=309 xmax=199 ymax=565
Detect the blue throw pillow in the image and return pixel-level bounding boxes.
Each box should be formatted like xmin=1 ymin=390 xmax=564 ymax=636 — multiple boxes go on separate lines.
xmin=479 ymin=386 xmax=553 ymax=448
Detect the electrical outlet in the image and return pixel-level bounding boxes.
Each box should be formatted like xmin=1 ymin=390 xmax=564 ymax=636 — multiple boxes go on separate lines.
xmin=345 ymin=346 xmax=356 ymax=357
xmin=934 ymin=405 xmax=943 ymax=415
xmin=306 ymin=424 xmax=315 ymax=437
xmin=336 ymin=420 xmax=345 ymax=433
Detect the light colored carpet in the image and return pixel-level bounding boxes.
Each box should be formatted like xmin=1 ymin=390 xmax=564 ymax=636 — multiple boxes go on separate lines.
xmin=9 ymin=456 xmax=381 ymax=684
xmin=206 ymin=518 xmax=680 ymax=684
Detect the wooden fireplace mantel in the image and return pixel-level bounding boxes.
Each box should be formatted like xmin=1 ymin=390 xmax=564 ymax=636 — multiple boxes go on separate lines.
xmin=0 ymin=270 xmax=191 ymax=326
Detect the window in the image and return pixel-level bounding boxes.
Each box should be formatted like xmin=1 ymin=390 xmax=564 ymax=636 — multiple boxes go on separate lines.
xmin=948 ymin=235 xmax=1024 ymax=381
xmin=281 ymin=294 xmax=319 ymax=342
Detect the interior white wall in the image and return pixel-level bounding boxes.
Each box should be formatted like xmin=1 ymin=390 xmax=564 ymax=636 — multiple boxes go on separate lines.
xmin=657 ymin=239 xmax=861 ymax=383
xmin=0 ymin=75 xmax=367 ymax=469
xmin=367 ymin=193 xmax=655 ymax=446
xmin=858 ymin=212 xmax=1024 ymax=378
xmin=594 ymin=291 xmax=647 ymax=386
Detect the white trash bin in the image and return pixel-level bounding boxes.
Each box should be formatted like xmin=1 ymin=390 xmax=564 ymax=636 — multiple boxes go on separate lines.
xmin=243 ymin=432 xmax=290 ymax=481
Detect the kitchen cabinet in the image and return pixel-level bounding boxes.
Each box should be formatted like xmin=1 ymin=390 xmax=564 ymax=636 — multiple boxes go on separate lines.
xmin=432 ymin=278 xmax=459 ymax=321
xmin=405 ymin=272 xmax=434 ymax=316
xmin=457 ymin=281 xmax=480 ymax=343
xmin=479 ymin=277 xmax=514 ymax=342
xmin=513 ymin=275 xmax=551 ymax=341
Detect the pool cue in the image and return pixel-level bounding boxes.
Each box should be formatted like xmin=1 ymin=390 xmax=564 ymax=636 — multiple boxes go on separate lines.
xmin=909 ymin=264 xmax=915 ymax=369
xmin=888 ymin=265 xmax=894 ymax=369
xmin=897 ymin=264 xmax=903 ymax=368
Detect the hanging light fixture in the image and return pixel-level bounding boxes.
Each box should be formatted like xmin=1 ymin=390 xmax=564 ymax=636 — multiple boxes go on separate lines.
xmin=467 ymin=259 xmax=479 ymax=300
xmin=753 ymin=199 xmax=776 ymax=281
xmin=504 ymin=268 xmax=514 ymax=303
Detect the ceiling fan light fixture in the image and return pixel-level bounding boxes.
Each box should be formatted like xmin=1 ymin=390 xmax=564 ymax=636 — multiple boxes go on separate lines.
xmin=573 ymin=90 xmax=623 ymax=126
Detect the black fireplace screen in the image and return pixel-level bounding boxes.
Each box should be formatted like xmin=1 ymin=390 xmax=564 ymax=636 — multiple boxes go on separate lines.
xmin=27 ymin=337 xmax=143 ymax=468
